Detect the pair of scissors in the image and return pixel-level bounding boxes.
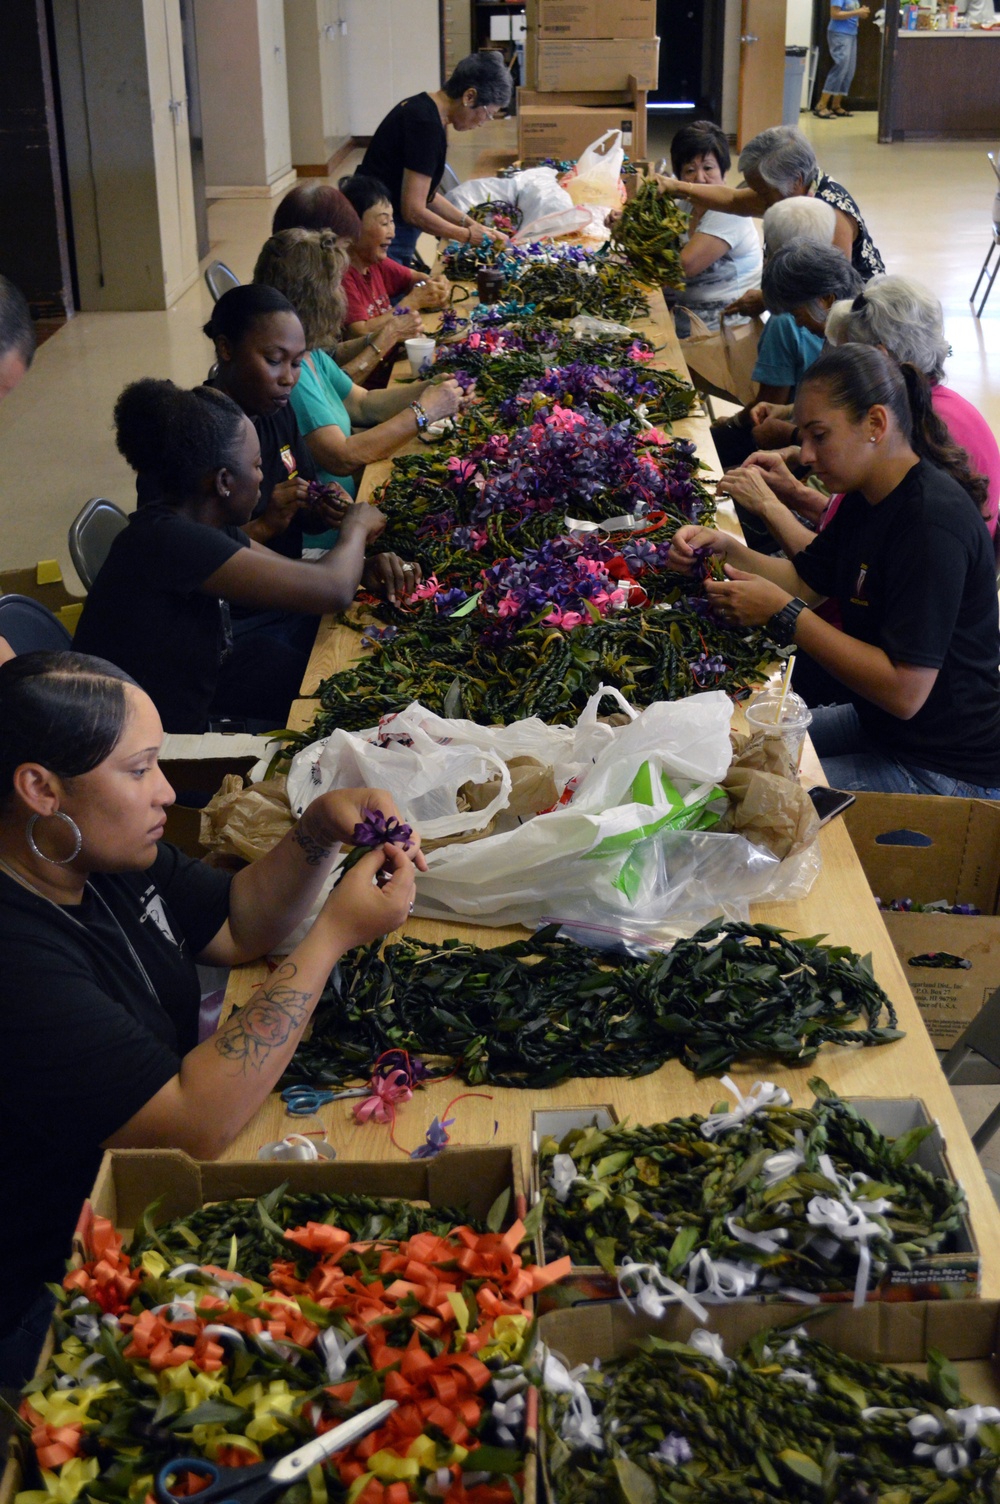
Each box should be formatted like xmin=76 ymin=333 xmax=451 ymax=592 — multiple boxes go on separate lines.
xmin=280 ymin=1084 xmax=368 ymax=1116
xmin=155 ymin=1399 xmax=397 ymax=1504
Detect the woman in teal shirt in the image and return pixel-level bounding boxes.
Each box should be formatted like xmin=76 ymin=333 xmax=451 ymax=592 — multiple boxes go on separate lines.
xmin=253 ymin=229 xmax=463 ymax=494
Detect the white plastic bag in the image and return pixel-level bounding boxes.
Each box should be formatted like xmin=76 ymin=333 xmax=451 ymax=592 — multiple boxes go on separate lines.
xmin=286 ymin=713 xmax=511 ymax=842
xmin=445 ymin=166 xmax=577 ymax=241
xmin=562 ymin=130 xmax=625 ymax=208
xmin=444 ymin=175 xmax=515 ymax=215
xmin=274 ymin=688 xmax=820 ymax=951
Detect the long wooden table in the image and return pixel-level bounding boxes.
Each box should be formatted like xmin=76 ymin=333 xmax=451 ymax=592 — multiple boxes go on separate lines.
xmin=222 ymin=273 xmax=1000 ymax=1303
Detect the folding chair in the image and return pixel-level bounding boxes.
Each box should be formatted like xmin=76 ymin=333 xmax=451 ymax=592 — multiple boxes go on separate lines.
xmin=969 ymin=150 xmax=1000 ymax=320
xmin=204 ymin=260 xmax=240 ymax=302
xmin=68 ymin=497 xmax=128 ymax=591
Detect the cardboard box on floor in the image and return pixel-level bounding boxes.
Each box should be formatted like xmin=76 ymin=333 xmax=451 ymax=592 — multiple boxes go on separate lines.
xmin=530 ymin=1100 xmax=980 ymax=1310
xmin=158 ymin=731 xmax=273 ymax=856
xmin=526 ymin=0 xmax=657 ymax=39
xmin=844 ymin=792 xmax=1000 ymax=1047
xmin=517 ymin=83 xmax=647 ymax=160
xmin=0 ymin=1146 xmax=528 ymax=1504
xmin=526 ymin=35 xmax=660 ymax=91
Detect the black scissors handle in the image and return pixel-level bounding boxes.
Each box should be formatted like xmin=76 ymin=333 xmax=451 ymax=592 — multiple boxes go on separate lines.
xmin=154 ymin=1457 xmax=276 ymax=1504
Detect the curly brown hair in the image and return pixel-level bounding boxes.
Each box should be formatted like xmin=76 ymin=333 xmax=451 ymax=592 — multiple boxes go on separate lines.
xmin=252 ymin=228 xmax=348 ymax=349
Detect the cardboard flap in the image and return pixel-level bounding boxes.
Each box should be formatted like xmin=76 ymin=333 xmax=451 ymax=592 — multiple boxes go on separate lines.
xmin=92 ymin=1146 xmax=525 ymax=1239
xmin=102 ymin=1150 xmax=206 ymax=1229
xmin=538 ymin=1297 xmax=1000 ymax=1366
xmin=844 ymin=793 xmax=1000 ymax=909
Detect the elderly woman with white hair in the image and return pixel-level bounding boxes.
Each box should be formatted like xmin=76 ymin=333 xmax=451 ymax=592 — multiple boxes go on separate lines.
xmin=711 ymin=200 xmax=843 ymax=474
xmin=657 ymin=126 xmax=883 ymax=293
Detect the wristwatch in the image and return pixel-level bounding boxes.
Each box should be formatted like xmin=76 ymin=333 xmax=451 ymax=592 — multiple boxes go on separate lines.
xmin=766 ymin=596 xmax=808 ymax=647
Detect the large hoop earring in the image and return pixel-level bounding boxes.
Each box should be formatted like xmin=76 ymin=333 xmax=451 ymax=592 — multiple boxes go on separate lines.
xmin=26 ymin=811 xmax=83 ymax=866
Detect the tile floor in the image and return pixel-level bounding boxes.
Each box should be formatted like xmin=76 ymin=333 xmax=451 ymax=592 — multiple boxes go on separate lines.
xmin=2 ymin=107 xmax=999 ymax=1176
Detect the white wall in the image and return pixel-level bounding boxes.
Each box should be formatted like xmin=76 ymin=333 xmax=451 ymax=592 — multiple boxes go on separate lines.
xmin=196 ymin=0 xmax=293 ymax=194
xmin=344 ymin=0 xmax=440 ymax=137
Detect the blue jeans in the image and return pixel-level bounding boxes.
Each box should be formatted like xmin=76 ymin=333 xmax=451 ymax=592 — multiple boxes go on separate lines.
xmin=0 ymin=1288 xmax=55 ymax=1388
xmin=810 ymin=703 xmax=1000 ymax=797
xmin=824 ymin=29 xmax=857 ymax=96
xmin=387 ymin=221 xmax=422 ymax=268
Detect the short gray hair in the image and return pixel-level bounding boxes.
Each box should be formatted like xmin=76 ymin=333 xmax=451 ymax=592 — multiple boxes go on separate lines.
xmin=825 ymin=275 xmax=950 ymax=383
xmin=738 ymin=126 xmax=818 ymax=198
xmin=444 ymin=51 xmax=512 ymax=108
xmin=762 ymin=241 xmax=863 ymax=320
xmin=763 ymin=196 xmax=836 ymax=255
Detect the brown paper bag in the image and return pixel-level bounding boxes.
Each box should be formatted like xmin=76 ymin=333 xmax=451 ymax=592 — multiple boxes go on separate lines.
xmin=719 ymin=765 xmax=819 ymax=860
xmin=199 ymin=775 xmax=295 ymax=862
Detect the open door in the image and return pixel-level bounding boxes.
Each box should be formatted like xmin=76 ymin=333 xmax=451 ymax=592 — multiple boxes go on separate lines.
xmin=737 ymin=0 xmax=788 ymax=151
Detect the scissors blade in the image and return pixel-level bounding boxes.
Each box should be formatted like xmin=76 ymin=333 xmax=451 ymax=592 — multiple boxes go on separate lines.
xmin=268 ymin=1399 xmax=398 ymax=1483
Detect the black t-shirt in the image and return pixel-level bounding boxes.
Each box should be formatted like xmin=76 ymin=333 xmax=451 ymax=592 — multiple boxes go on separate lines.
xmin=0 ymin=844 xmax=233 ymax=1334
xmin=360 ymin=92 xmax=447 ymax=220
xmin=138 ymin=395 xmax=318 ymax=562
xmin=794 ymin=460 xmax=1000 ymax=784
xmin=74 ymin=505 xmax=250 ymax=733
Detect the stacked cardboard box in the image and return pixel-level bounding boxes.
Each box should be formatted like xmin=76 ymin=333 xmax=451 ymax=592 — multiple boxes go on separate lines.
xmin=519 ymin=0 xmax=657 ymax=161
xmin=845 ymin=792 xmax=1000 ymax=1047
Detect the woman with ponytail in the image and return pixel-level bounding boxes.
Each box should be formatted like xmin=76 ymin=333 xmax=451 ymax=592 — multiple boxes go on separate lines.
xmin=732 ymin=278 xmax=998 ymax=560
xmin=74 ymin=379 xmax=403 ymax=733
xmin=668 ymin=343 xmax=1000 ymax=795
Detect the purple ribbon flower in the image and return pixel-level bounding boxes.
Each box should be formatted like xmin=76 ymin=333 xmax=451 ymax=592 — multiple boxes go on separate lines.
xmin=352 ymin=808 xmax=413 ymax=850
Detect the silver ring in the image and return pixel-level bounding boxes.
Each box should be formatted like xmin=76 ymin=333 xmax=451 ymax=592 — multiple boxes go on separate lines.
xmin=408 ymin=901 xmax=415 ymax=912
xmin=403 ymin=564 xmax=415 ymax=573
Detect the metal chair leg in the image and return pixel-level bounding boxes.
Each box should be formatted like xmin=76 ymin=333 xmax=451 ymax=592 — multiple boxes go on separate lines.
xmin=972 ymin=1098 xmax=1000 ymax=1153
xmin=975 ymin=248 xmax=1000 ymax=319
xmin=971 ymin=241 xmax=1000 ymax=316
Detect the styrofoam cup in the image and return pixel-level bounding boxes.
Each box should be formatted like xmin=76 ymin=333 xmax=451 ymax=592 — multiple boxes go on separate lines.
xmin=405 ymin=337 xmax=436 ymax=377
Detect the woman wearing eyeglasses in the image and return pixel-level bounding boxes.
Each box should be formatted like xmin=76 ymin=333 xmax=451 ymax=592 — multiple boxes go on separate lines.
xmin=359 ymin=52 xmax=514 ymax=268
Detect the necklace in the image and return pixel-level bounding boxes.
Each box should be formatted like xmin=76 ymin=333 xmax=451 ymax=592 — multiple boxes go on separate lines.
xmin=0 ymin=853 xmax=161 ymax=1006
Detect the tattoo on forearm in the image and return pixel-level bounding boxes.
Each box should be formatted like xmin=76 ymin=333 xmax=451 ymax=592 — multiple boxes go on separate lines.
xmin=214 ymin=962 xmax=312 ymax=1073
xmin=292 ymin=822 xmax=333 ymax=866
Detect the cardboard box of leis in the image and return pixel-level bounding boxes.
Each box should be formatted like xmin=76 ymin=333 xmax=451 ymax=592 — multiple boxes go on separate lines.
xmin=844 ymin=792 xmax=1000 ymax=1046
xmin=536 ymin=1297 xmax=1000 ymax=1503
xmin=0 ymin=1146 xmax=529 ymax=1504
xmin=526 ymin=35 xmax=660 ymax=91
xmin=530 ymin=1099 xmax=979 ymax=1312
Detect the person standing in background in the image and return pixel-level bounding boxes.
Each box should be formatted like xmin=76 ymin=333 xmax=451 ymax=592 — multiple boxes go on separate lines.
xmin=814 ymin=0 xmax=871 ymax=119
xmin=359 ymin=51 xmax=513 ymax=269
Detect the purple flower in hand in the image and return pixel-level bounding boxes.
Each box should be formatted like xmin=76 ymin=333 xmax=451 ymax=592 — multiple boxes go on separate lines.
xmin=352 ymin=807 xmax=413 ymax=850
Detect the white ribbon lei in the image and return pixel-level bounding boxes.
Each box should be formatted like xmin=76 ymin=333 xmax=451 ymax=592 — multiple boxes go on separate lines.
xmin=699 ymin=1077 xmax=793 ymax=1140
xmin=549 ymin=1152 xmax=581 ymax=1203
xmin=908 ymin=1405 xmax=1000 ymax=1475
xmin=726 ymin=1213 xmax=789 ymax=1255
xmin=618 ymin=1258 xmax=709 ymax=1322
xmin=805 ymin=1154 xmax=893 ymax=1307
xmin=540 ymin=1346 xmax=605 ymax=1453
xmin=686 ymin=1249 xmax=759 ymax=1300
xmin=687 ymin=1327 xmax=736 ymax=1373
xmin=760 ymin=1130 xmax=807 ymax=1187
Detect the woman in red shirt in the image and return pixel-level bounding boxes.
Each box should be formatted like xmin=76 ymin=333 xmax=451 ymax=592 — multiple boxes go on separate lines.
xmin=338 ymin=174 xmax=448 ymax=388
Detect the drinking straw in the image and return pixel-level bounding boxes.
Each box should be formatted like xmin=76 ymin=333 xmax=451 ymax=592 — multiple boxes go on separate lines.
xmin=774 ymin=649 xmax=797 ymax=723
